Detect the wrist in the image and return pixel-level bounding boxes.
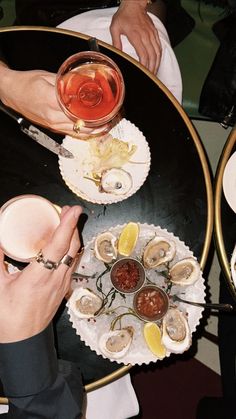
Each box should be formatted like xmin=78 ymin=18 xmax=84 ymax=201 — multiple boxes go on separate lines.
xmin=0 ymin=65 xmax=15 ymax=103
xmin=118 ymin=0 xmax=153 ymax=8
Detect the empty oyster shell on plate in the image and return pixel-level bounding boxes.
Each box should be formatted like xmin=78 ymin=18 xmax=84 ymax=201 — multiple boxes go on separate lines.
xmin=98 ymin=326 xmax=134 ymax=359
xmin=94 ymin=231 xmax=118 ymax=263
xmin=161 ymin=308 xmax=191 ymax=354
xmin=99 ymin=168 xmax=133 ymax=195
xmin=169 ymin=257 xmax=200 ymax=286
xmin=69 ymin=288 xmax=103 ymax=319
xmin=142 ymin=236 xmax=176 ymax=269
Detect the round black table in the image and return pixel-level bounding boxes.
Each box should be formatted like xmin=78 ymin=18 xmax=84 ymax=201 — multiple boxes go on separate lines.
xmin=0 ymin=26 xmax=213 ymax=392
xmin=215 ymin=127 xmax=236 ymax=301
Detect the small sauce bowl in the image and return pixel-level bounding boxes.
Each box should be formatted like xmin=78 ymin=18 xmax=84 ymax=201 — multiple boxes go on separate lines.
xmin=110 ymin=257 xmax=145 ymax=294
xmin=133 ymin=285 xmax=169 ymax=321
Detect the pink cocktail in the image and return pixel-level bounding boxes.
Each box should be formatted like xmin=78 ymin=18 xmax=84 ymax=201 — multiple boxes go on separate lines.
xmin=56 ymin=51 xmax=125 ymax=131
xmin=0 ymin=195 xmax=60 ymax=262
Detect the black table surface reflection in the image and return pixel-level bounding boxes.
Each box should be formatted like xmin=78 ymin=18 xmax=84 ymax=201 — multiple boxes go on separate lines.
xmin=215 ymin=127 xmax=236 ymax=302
xmin=0 ymin=27 xmax=213 ymax=391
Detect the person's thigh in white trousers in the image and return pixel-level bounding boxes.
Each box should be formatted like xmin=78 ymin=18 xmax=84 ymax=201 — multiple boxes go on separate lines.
xmin=58 ymin=7 xmax=182 ymax=103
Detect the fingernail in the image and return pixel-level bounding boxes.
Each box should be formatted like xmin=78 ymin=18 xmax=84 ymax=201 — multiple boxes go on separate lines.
xmin=73 ymin=206 xmax=82 ymax=220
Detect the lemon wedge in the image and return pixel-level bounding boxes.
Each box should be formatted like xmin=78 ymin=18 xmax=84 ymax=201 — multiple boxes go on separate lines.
xmin=118 ymin=222 xmax=139 ymax=256
xmin=143 ymin=322 xmax=166 ymax=359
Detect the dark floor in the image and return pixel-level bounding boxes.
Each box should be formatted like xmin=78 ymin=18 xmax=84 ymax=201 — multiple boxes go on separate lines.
xmin=130 ymin=353 xmax=222 ymax=419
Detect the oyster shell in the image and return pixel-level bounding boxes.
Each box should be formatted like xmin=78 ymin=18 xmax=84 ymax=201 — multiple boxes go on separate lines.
xmin=142 ymin=236 xmax=176 ymax=269
xmin=161 ymin=308 xmax=191 ymax=354
xmin=100 ymin=168 xmax=133 ymax=195
xmin=69 ymin=288 xmax=103 ymax=319
xmin=94 ymin=231 xmax=118 ymax=263
xmin=169 ymin=257 xmax=200 ymax=286
xmin=98 ymin=326 xmax=134 ymax=359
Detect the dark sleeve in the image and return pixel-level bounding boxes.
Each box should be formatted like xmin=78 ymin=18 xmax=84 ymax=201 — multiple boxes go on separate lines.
xmin=0 ymin=324 xmax=84 ymax=419
xmin=198 ymin=18 xmax=236 ymax=127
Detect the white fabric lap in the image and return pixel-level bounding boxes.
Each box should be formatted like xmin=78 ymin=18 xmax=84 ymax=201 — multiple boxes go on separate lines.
xmin=58 ymin=7 xmax=182 ymax=103
xmin=83 ymin=374 xmax=139 ymax=419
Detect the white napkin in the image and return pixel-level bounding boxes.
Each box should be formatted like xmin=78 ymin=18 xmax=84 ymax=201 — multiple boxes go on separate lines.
xmin=83 ymin=373 xmax=139 ymax=419
xmin=0 ymin=404 xmax=8 ymax=414
xmin=58 ymin=7 xmax=182 ymax=103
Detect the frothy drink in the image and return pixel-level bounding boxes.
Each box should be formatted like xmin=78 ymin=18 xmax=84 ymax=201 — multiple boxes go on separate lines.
xmin=0 ymin=195 xmax=60 ymax=262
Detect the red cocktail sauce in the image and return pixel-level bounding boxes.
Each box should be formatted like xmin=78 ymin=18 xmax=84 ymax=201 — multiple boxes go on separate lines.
xmin=135 ymin=287 xmax=167 ymax=320
xmin=113 ymin=260 xmax=140 ymax=292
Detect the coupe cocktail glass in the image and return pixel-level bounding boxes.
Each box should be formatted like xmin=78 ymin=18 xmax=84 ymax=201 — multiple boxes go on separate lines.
xmin=56 ymin=51 xmax=125 ymax=135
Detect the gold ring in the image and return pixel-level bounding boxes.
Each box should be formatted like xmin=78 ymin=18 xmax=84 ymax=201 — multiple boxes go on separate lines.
xmin=73 ymin=123 xmax=80 ymax=133
xmin=60 ymin=254 xmax=74 ymax=267
xmin=35 ymin=250 xmax=74 ymax=269
xmin=73 ymin=119 xmax=84 ymax=134
xmin=35 ymin=250 xmax=59 ymax=270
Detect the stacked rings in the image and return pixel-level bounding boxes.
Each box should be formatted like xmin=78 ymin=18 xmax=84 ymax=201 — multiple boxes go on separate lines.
xmin=36 ymin=250 xmax=74 ymax=270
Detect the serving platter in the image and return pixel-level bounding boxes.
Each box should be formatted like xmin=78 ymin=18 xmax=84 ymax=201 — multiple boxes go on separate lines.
xmin=67 ymin=223 xmax=205 ymax=365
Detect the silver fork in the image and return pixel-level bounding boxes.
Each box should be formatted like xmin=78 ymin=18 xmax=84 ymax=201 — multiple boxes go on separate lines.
xmin=171 ymin=294 xmax=234 ymax=312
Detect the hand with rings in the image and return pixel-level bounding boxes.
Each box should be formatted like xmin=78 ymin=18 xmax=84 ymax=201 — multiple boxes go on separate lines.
xmin=0 ymin=205 xmax=83 ymax=344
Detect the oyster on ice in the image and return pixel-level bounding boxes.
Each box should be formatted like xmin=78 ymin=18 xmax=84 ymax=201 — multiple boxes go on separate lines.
xmin=94 ymin=231 xmax=118 ymax=263
xmin=100 ymin=168 xmax=133 ymax=195
xmin=69 ymin=288 xmax=103 ymax=319
xmin=161 ymin=308 xmax=191 ymax=354
xmin=99 ymin=326 xmax=134 ymax=359
xmin=143 ymin=236 xmax=176 ymax=269
xmin=169 ymin=257 xmax=200 ymax=286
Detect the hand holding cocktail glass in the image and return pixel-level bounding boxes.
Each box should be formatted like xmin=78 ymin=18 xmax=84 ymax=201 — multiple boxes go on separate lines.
xmin=56 ymin=51 xmax=125 ymax=138
xmin=0 ymin=199 xmax=83 ymax=343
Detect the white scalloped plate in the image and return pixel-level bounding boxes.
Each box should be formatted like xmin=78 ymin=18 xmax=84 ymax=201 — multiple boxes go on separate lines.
xmin=223 ymin=151 xmax=236 ymax=213
xmin=59 ymin=118 xmax=151 ymax=204
xmin=67 ymin=223 xmax=205 ymax=366
xmin=230 ymin=244 xmax=236 ymax=287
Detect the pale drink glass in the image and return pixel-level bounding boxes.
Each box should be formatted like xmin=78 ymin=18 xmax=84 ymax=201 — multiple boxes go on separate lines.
xmin=0 ymin=195 xmax=60 ymax=262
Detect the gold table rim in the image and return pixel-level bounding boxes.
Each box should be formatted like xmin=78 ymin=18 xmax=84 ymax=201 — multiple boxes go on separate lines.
xmin=0 ymin=25 xmax=213 ymax=393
